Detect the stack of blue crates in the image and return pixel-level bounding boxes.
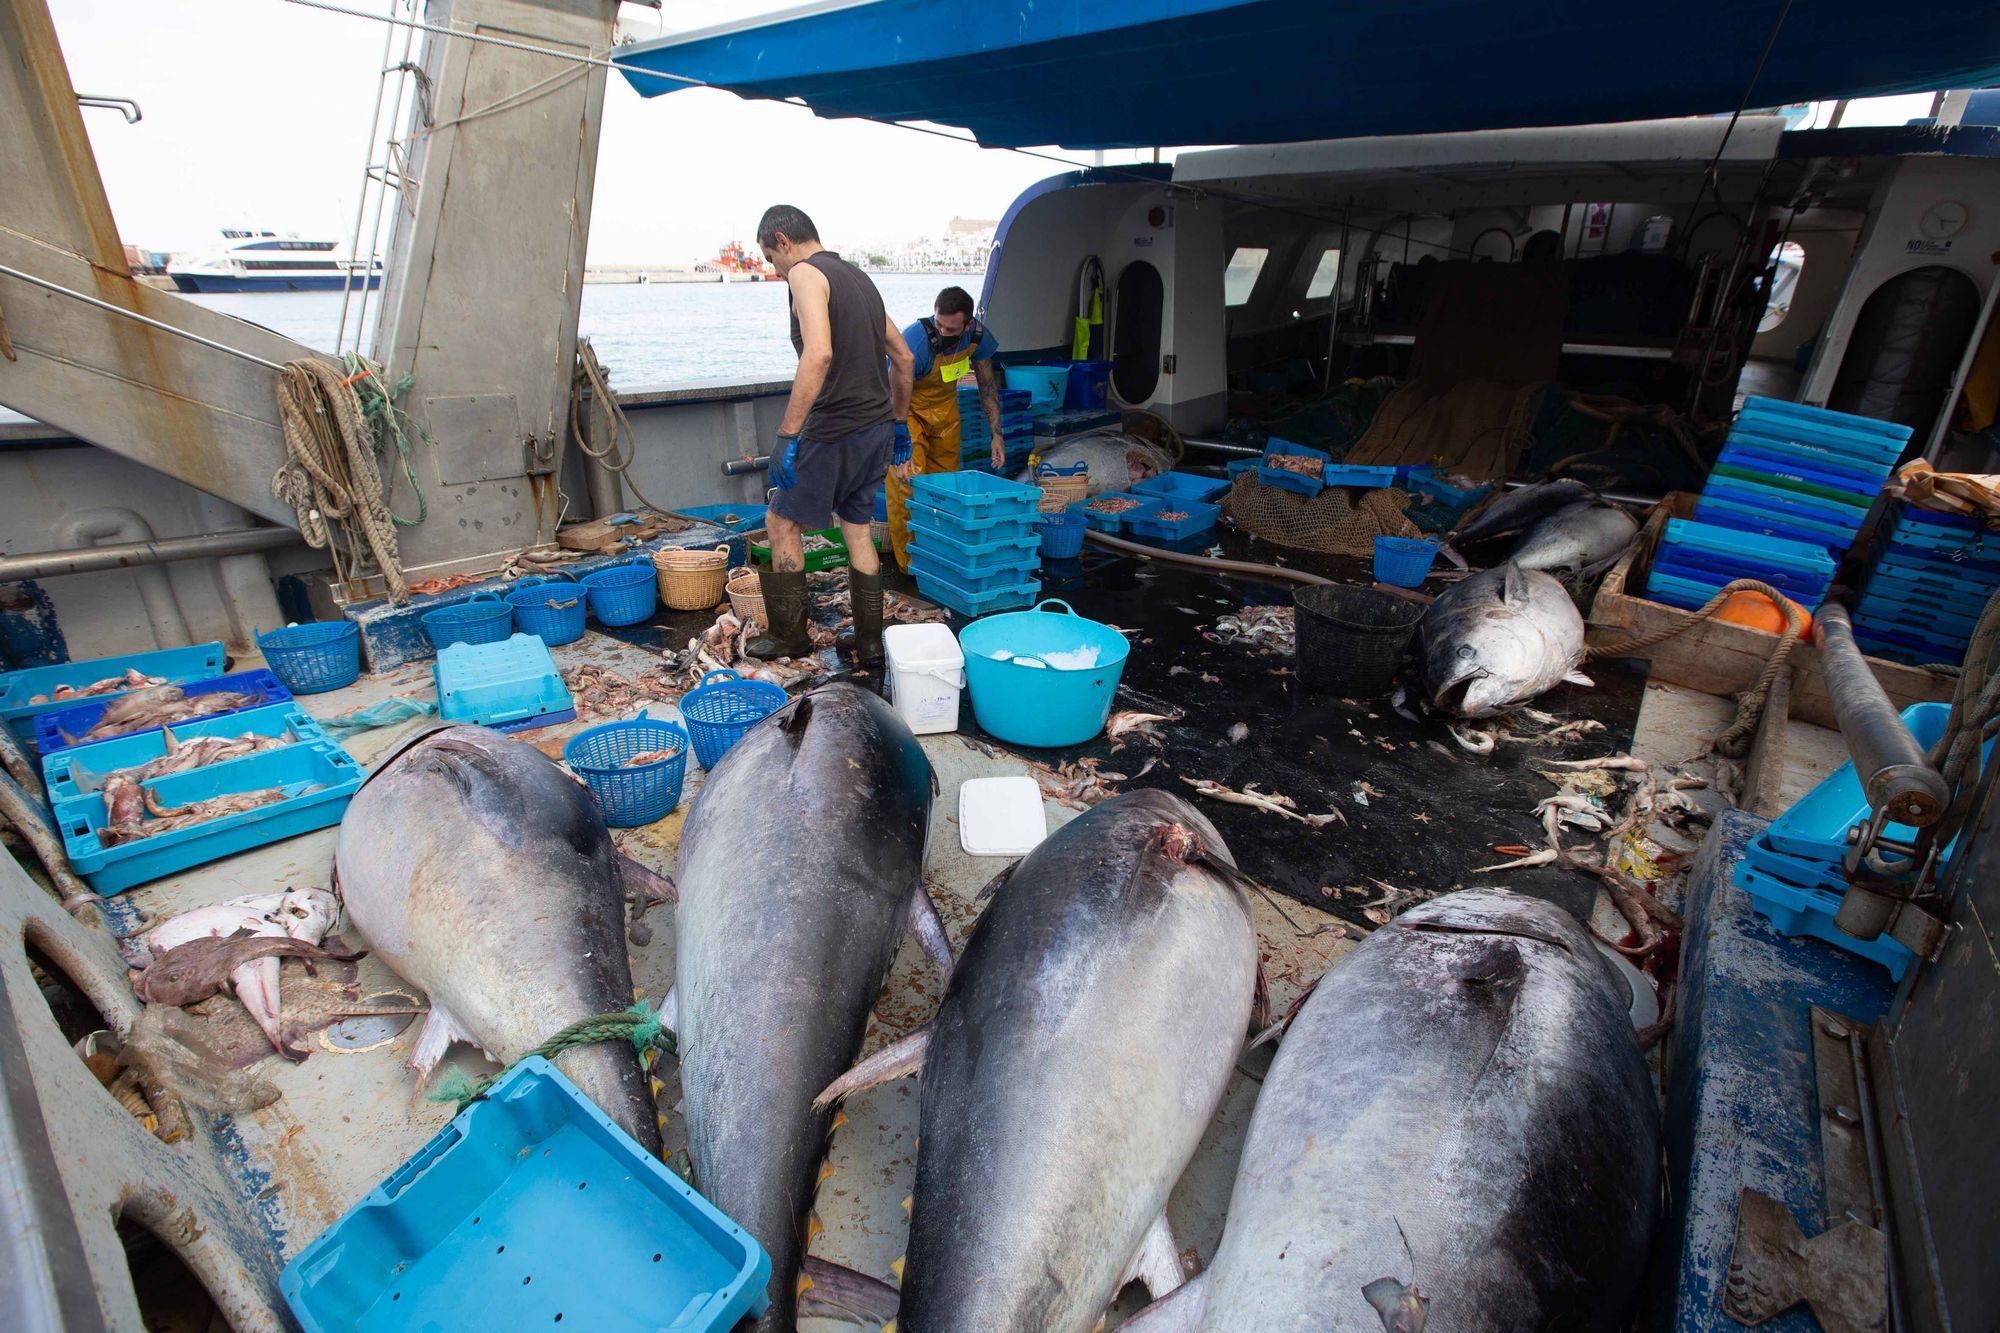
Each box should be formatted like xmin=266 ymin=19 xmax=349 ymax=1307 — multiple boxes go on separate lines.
xmin=1642 ymin=517 xmax=1836 ymax=613
xmin=906 ymin=472 xmax=1042 ymax=617
xmin=1850 ymin=502 xmax=2000 ymax=666
xmin=958 ymin=385 xmax=1035 ymax=474
xmin=1031 ymin=407 xmax=1122 ymax=439
xmin=1692 ymin=396 xmax=1908 ymax=556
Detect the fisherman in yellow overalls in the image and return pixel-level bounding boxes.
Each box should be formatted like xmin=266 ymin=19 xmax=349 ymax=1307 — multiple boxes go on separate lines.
xmin=887 ymin=286 xmax=1005 ymax=572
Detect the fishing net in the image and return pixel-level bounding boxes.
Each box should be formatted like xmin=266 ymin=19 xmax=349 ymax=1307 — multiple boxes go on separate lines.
xmin=1519 ymin=392 xmax=1713 ymax=494
xmin=1220 ymin=475 xmax=1421 ymax=555
xmin=1227 ymin=378 xmax=1401 ymax=456
xmin=1343 ymin=379 xmax=1544 ymax=479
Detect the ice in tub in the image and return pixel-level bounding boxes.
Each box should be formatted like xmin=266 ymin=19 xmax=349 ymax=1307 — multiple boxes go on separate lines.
xmin=987 ymin=646 xmax=1102 ymax=671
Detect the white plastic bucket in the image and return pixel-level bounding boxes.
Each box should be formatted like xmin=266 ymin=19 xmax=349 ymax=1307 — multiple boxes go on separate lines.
xmin=884 ymin=623 xmax=965 ymax=736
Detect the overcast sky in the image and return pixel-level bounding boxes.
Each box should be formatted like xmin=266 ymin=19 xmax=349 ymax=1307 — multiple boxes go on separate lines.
xmin=50 ymin=0 xmax=1159 ymax=261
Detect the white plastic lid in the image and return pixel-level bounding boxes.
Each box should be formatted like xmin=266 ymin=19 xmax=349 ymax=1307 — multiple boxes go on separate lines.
xmin=958 ymin=775 xmax=1048 ymax=857
xmin=885 ymin=622 xmax=965 ymax=671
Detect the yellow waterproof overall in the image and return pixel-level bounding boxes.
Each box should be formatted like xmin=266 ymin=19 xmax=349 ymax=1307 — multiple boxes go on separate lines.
xmin=886 ymin=343 xmax=977 ymax=571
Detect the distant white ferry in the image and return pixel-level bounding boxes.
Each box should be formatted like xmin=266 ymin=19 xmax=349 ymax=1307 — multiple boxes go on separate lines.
xmin=165 ymin=229 xmax=383 ymax=293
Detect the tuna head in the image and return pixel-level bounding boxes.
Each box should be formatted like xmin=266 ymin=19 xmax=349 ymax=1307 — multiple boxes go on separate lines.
xmin=1420 ymin=563 xmax=1587 ymax=717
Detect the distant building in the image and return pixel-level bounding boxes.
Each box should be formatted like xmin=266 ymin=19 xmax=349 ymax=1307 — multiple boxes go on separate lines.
xmin=854 ymin=220 xmax=996 ymax=273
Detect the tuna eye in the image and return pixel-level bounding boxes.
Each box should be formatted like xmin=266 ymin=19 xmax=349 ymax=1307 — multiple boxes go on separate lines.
xmin=1457 ymin=645 xmax=1475 ymax=659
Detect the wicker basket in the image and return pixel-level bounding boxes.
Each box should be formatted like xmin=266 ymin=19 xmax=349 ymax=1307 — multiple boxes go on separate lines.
xmin=653 ymin=545 xmax=731 ymax=611
xmin=1037 ymin=494 xmax=1075 ymax=515
xmin=725 ymin=566 xmax=765 ymax=625
xmin=1038 ymin=474 xmax=1089 ymax=508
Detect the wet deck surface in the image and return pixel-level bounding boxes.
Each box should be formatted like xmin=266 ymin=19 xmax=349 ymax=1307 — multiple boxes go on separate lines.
xmin=68 ymin=545 xmax=1838 ymax=1327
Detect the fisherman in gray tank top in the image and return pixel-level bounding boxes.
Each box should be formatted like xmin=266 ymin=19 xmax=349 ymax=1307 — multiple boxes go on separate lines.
xmin=751 ymin=205 xmax=916 ymax=665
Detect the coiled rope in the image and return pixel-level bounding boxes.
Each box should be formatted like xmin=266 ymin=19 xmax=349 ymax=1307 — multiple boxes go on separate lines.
xmin=427 ymin=1002 xmax=674 ymax=1112
xmin=569 ymin=339 xmax=673 ymax=514
xmin=1587 ymin=577 xmax=1805 ymax=757
xmin=273 ymin=359 xmax=410 ymax=602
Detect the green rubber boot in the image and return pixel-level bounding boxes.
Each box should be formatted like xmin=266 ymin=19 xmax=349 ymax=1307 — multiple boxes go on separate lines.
xmin=839 ymin=567 xmax=885 ymax=666
xmin=745 ymin=568 xmax=812 ymax=659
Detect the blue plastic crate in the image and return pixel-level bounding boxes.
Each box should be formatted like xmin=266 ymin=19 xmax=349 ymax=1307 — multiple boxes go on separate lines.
xmin=1135 ymin=471 xmax=1231 ymax=505
xmin=1031 ymin=408 xmax=1122 ymax=437
xmin=1321 ymin=463 xmax=1401 ymax=490
xmin=563 ymin=713 xmax=689 ymax=826
xmin=1642 ymin=571 xmax=1736 ymax=612
xmin=435 ymin=634 xmax=574 ymax=731
xmin=1652 ymin=551 xmax=1831 ymax=599
xmin=911 ymin=470 xmax=1040 ymax=520
xmin=1732 ymin=862 xmax=1912 ymax=980
xmin=672 ymin=502 xmax=769 ymax=534
xmin=54 ymin=740 xmax=363 ymax=895
xmin=43 ymin=702 xmax=331 ymax=805
xmin=681 ymin=669 xmax=786 ymax=769
xmin=905 ymin=497 xmax=1041 ymax=539
xmin=908 ymin=546 xmax=1040 ymax=592
xmin=1661 ymin=518 xmax=1839 ymax=576
xmin=1703 ymin=473 xmax=1872 ymax=526
xmin=1126 ymin=499 xmax=1220 ymax=544
xmin=36 ymin=669 xmax=291 ymax=756
xmin=914 ymin=567 xmax=1041 ymax=619
xmin=1226 ymin=458 xmax=1260 ymax=481
xmin=1692 ymin=495 xmax=1857 ymax=549
xmin=2 ymin=642 xmax=229 ymax=752
xmin=281 ymin=1056 xmax=771 ymax=1333
xmin=1073 ymin=492 xmax=1164 ymax=533
xmin=1852 ymin=627 xmax=1968 ymax=667
xmin=1257 ymin=439 xmax=1331 ymax=496
xmin=1718 ymin=443 xmax=1886 ymax=495
xmin=1739 ymin=396 xmax=1911 ymax=454
xmin=905 ymin=513 xmax=1044 ymax=570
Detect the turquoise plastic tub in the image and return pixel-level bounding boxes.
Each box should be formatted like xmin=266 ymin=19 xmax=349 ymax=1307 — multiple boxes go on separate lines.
xmin=957 ymin=599 xmax=1131 ymax=747
xmin=1003 ymin=364 xmax=1070 ymax=412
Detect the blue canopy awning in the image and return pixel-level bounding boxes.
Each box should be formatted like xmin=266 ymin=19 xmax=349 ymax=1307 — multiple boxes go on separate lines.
xmin=615 ymin=0 xmax=2000 ymax=150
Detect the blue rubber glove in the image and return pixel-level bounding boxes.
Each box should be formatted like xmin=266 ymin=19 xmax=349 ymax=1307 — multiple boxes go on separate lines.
xmin=891 ymin=421 xmax=913 ymax=468
xmin=769 ymin=432 xmax=800 ymax=490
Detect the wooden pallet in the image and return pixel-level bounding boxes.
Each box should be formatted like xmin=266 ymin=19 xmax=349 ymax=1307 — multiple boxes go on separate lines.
xmin=1586 ymin=494 xmax=1955 ymax=732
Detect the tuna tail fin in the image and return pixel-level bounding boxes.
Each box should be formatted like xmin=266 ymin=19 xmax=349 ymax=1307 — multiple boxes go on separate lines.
xmin=778 ymin=693 xmax=814 ymax=739
xmin=1361 ymin=1277 xmax=1429 ymax=1332
xmin=812 ymin=1025 xmax=930 ymax=1110
xmin=1437 ymin=542 xmax=1469 ymax=572
xmin=1248 ymin=970 xmax=1324 ymax=1049
xmin=1122 ymin=1271 xmax=1211 ymax=1333
xmin=798 ymin=1256 xmax=899 ymax=1326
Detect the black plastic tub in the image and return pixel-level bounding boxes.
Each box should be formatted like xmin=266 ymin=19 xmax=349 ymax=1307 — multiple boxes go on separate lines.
xmin=1294 ymin=584 xmax=1424 ymax=698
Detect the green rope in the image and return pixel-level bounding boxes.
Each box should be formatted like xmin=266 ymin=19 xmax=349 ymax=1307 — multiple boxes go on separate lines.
xmin=428 ymin=1002 xmax=675 ymax=1111
xmin=342 ymin=352 xmax=429 ymax=527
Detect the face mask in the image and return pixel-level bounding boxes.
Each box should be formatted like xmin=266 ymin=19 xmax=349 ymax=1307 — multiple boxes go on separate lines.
xmin=927 ymin=318 xmax=974 ymax=356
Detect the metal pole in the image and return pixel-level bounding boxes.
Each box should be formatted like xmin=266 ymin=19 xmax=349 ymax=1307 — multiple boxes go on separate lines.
xmin=0 ymin=527 xmax=300 ymax=582
xmin=0 ymin=264 xmax=289 ymax=372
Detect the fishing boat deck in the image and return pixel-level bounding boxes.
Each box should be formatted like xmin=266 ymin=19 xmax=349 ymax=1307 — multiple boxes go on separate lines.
xmin=24 ymin=550 xmax=1848 ymax=1327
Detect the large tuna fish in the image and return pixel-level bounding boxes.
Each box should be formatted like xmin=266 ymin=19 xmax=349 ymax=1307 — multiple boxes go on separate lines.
xmin=335 ymin=726 xmax=660 ymax=1153
xmin=1452 ymin=478 xmax=1596 ymax=545
xmin=818 ymin=788 xmax=1260 ymax=1332
xmin=1128 ymin=887 xmax=1659 ymax=1333
xmin=674 ymin=683 xmax=941 ymax=1333
xmin=1420 ymin=563 xmax=1589 ymax=717
xmin=1510 ymin=500 xmax=1639 ymax=575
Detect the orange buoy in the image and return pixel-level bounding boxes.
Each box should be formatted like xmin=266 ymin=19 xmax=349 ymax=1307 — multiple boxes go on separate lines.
xmin=1716 ymin=589 xmax=1812 ymax=638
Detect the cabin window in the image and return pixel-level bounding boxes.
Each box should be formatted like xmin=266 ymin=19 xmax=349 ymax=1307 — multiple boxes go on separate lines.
xmin=1757 ymin=241 xmax=1806 ymax=334
xmin=1223 ymin=247 xmax=1269 ymax=306
xmin=1305 ymin=249 xmax=1342 ymax=300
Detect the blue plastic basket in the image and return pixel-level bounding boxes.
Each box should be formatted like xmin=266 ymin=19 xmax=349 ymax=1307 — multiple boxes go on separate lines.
xmin=681 ymin=669 xmax=786 ymax=769
xmin=958 ymin=599 xmax=1132 ymax=746
xmin=281 ymin=1056 xmax=772 ymax=1333
xmin=508 ymin=575 xmax=587 ymax=646
xmin=1040 ymin=509 xmax=1087 ymax=559
xmin=1065 ymin=359 xmax=1113 ymax=409
xmin=1372 ymin=536 xmax=1441 ymax=587
xmin=256 ymin=622 xmax=361 ymax=695
xmin=564 ymin=713 xmax=689 ymax=826
xmin=1 ymin=641 xmax=229 ymax=752
xmin=582 ymin=560 xmax=659 ymax=627
xmin=422 ymin=592 xmax=513 ymax=651
xmin=37 ymin=669 xmax=292 ymax=756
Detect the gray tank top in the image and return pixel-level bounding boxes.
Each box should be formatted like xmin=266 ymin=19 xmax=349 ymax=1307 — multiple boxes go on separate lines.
xmin=788 ymin=251 xmax=892 ymax=440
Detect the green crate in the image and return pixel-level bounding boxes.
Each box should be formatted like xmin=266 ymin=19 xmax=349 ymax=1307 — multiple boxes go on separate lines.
xmin=748 ymin=526 xmax=850 ymax=572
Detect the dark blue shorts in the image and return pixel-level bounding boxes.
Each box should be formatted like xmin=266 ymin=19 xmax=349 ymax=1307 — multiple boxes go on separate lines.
xmin=770 ymin=421 xmax=892 ymax=527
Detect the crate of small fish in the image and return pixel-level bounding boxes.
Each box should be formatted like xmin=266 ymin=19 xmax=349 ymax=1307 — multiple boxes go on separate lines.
xmin=41 ymin=702 xmax=331 ymax=805
xmin=748 ymin=527 xmax=849 ymax=572
xmin=1125 ymin=500 xmax=1219 ymax=544
xmin=54 ymin=737 xmax=364 ymax=895
xmin=1073 ymin=492 xmax=1162 ymax=533
xmin=34 ymin=669 xmax=292 ymax=758
xmin=1 ymin=641 xmax=229 ymax=752
xmin=1257 ymin=440 xmax=1332 ymax=496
